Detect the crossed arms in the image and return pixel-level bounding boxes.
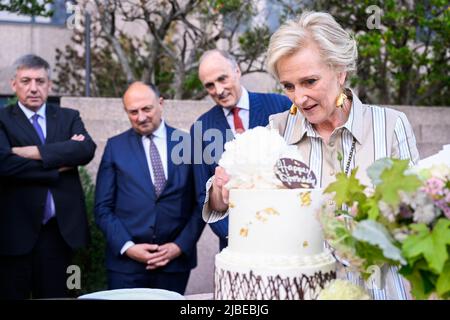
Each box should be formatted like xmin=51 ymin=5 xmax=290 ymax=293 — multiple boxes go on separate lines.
xmin=0 ymin=111 xmax=96 ymax=181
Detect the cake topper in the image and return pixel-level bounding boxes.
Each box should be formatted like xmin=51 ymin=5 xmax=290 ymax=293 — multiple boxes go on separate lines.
xmin=274 ymin=158 xmax=317 ymax=188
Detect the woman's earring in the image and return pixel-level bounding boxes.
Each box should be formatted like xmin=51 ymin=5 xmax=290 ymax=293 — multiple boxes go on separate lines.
xmin=289 ymin=104 xmax=298 ymax=115
xmin=335 ymin=92 xmax=347 ymax=108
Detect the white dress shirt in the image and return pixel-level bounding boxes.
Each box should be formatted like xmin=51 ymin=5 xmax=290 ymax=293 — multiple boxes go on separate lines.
xmin=18 ymin=102 xmax=47 ymax=136
xmin=222 ymin=87 xmax=250 ymax=134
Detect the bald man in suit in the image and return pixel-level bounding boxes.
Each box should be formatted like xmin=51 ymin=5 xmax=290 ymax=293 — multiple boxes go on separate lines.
xmin=95 ymin=82 xmax=205 ymax=294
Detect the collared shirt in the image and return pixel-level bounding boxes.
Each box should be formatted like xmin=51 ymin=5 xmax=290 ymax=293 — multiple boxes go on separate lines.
xmin=18 ymin=102 xmax=56 ymax=220
xmin=272 ymin=89 xmax=420 ymax=187
xmin=222 ymin=87 xmax=250 ymax=134
xmin=18 ymin=102 xmax=48 ymax=137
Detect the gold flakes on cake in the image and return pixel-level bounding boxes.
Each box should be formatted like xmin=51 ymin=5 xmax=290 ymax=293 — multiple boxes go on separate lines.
xmin=255 ymin=212 xmax=268 ymax=222
xmin=303 ymin=241 xmax=309 ymax=248
xmin=229 ymin=201 xmax=235 ymax=208
xmin=263 ymin=208 xmax=279 ymax=216
xmin=240 ymin=208 xmax=279 ymax=238
xmin=255 ymin=208 xmax=279 ymax=223
xmin=299 ymin=191 xmax=312 ymax=207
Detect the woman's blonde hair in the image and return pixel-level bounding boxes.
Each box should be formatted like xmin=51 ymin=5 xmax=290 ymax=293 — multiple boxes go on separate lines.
xmin=267 ymin=11 xmax=358 ymax=79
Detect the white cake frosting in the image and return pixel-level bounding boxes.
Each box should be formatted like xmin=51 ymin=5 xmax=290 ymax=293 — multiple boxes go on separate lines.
xmin=219 ymin=126 xmax=302 ymax=189
xmin=214 ymin=188 xmax=337 ymax=300
xmin=228 ymin=189 xmax=325 ymax=256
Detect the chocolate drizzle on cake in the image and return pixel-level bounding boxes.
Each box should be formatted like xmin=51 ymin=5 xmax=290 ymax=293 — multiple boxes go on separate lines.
xmin=214 ymin=268 xmax=337 ymax=300
xmin=274 ymin=158 xmax=317 ymax=189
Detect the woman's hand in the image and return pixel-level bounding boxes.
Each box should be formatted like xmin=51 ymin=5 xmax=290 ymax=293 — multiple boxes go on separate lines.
xmin=209 ymin=166 xmax=230 ymax=212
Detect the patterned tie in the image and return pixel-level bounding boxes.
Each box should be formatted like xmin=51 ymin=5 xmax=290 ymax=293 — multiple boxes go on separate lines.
xmin=231 ymin=107 xmax=245 ymax=134
xmin=31 ymin=114 xmax=55 ymax=224
xmin=149 ymin=135 xmax=166 ymax=197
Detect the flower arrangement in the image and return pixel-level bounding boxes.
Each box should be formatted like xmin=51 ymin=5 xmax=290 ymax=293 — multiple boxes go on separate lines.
xmin=320 ymin=158 xmax=450 ymax=300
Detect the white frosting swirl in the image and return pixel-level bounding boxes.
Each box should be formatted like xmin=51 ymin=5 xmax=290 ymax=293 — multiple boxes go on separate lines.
xmin=219 ymin=126 xmax=303 ymax=189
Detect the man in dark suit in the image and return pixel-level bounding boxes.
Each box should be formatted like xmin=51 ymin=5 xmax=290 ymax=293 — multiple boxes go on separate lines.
xmin=191 ymin=50 xmax=291 ymax=250
xmin=95 ymin=82 xmax=205 ymax=294
xmin=0 ymin=54 xmax=96 ymax=299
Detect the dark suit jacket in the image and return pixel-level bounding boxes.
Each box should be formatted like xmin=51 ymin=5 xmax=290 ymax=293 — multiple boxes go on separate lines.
xmin=0 ymin=103 xmax=96 ymax=255
xmin=94 ymin=125 xmax=205 ymax=274
xmin=190 ymin=92 xmax=291 ymax=250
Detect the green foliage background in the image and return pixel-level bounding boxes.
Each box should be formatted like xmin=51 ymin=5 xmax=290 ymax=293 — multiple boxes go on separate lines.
xmin=285 ymin=0 xmax=450 ymax=106
xmin=0 ymin=0 xmax=53 ymax=16
xmin=71 ymin=167 xmax=107 ymax=296
xmin=3 ymin=0 xmax=449 ymax=105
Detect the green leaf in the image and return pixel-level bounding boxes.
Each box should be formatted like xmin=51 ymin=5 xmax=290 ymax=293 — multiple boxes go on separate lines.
xmin=402 ymin=219 xmax=450 ymax=273
xmin=376 ymin=159 xmax=422 ymax=206
xmin=367 ymin=158 xmax=393 ymax=185
xmin=324 ymin=168 xmax=366 ymax=207
xmin=353 ymin=220 xmax=406 ymax=264
xmin=354 ymin=241 xmax=392 ymax=275
xmin=436 ymin=260 xmax=450 ymax=297
xmin=365 ymin=197 xmax=380 ymax=220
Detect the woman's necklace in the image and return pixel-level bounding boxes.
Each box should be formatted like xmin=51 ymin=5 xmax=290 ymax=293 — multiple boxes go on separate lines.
xmin=344 ymin=137 xmax=357 ymax=176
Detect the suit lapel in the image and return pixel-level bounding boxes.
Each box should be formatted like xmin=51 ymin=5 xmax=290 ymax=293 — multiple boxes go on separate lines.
xmin=127 ymin=130 xmax=156 ymax=197
xmin=45 ymin=104 xmax=58 ymax=143
xmin=248 ymin=92 xmax=266 ymax=128
xmin=11 ymin=104 xmax=42 ymax=145
xmin=213 ymin=106 xmax=231 ymax=136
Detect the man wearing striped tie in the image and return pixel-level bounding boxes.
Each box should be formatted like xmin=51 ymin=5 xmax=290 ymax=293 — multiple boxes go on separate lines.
xmin=95 ymin=82 xmax=205 ymax=294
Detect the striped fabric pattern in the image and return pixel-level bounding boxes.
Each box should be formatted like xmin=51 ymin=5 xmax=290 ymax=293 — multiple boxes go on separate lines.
xmin=271 ymin=90 xmax=419 ymax=300
xmin=343 ymin=105 xmax=407 ymax=300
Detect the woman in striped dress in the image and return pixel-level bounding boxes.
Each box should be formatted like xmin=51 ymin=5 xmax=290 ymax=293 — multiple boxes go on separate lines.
xmin=206 ymin=11 xmax=419 ymax=299
xmin=263 ymin=11 xmax=419 ymax=300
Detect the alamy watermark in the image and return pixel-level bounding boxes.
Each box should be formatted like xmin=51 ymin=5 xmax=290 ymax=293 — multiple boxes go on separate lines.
xmin=66 ymin=265 xmax=81 ymax=290
xmin=365 ymin=264 xmax=383 ymax=289
xmin=167 ymin=121 xmax=274 ymax=166
xmin=66 ymin=1 xmax=82 ymax=30
xmin=366 ymin=5 xmax=382 ymax=30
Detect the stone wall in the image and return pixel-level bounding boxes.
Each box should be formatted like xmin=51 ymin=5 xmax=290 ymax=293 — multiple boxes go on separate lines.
xmin=61 ymin=96 xmax=450 ymax=294
xmin=0 ymin=23 xmax=72 ymax=95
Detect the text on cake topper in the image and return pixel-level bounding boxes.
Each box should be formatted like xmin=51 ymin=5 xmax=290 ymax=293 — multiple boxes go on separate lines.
xmin=274 ymin=158 xmax=317 ymax=189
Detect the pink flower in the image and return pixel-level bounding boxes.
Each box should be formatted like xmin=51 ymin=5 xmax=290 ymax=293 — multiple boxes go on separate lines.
xmin=423 ymin=177 xmax=445 ymax=197
xmin=444 ymin=189 xmax=450 ymax=203
xmin=349 ymin=202 xmax=359 ymax=217
xmin=444 ymin=207 xmax=450 ymax=219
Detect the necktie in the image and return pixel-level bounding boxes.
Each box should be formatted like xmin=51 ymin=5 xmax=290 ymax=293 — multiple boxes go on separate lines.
xmin=231 ymin=107 xmax=245 ymax=134
xmin=149 ymin=135 xmax=166 ymax=197
xmin=31 ymin=114 xmax=55 ymax=224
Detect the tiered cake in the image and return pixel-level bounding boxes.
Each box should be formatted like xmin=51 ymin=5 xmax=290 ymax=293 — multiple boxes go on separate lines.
xmin=214 ymin=188 xmax=336 ymax=300
xmin=214 ymin=127 xmax=336 ymax=300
